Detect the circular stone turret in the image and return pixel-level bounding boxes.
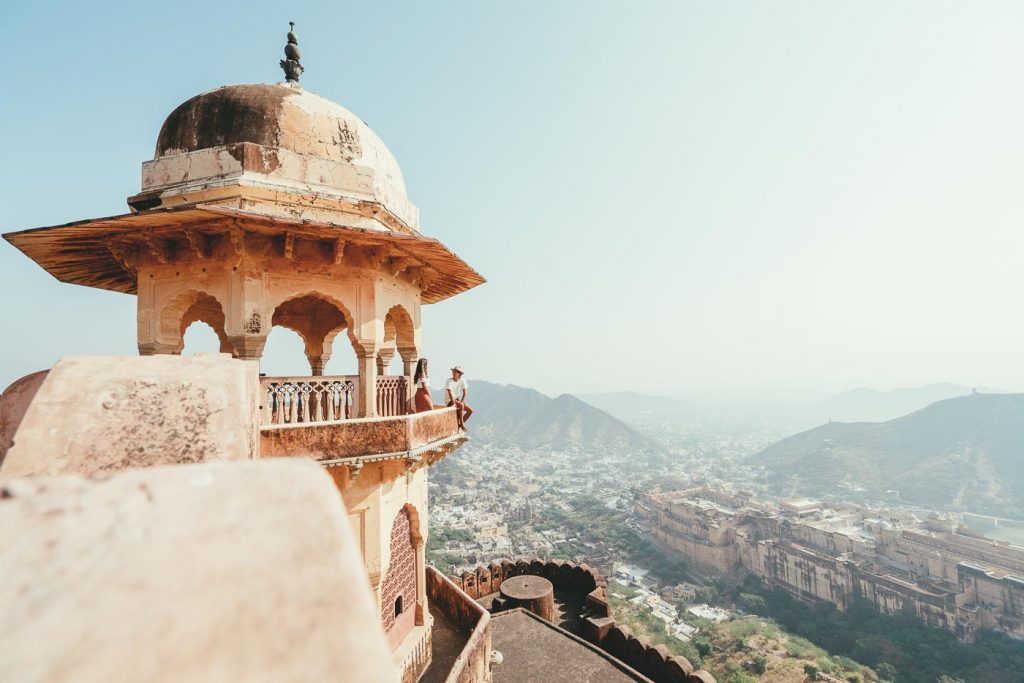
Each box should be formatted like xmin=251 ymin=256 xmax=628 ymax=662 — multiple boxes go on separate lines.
xmin=499 ymin=575 xmax=555 ymax=622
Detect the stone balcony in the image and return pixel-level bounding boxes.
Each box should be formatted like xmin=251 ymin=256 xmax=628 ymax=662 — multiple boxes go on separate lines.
xmin=259 ymin=375 xmax=465 ymax=467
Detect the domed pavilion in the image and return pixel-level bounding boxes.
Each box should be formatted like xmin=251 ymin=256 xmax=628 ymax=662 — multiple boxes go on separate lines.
xmin=4 ymin=32 xmax=483 ymax=420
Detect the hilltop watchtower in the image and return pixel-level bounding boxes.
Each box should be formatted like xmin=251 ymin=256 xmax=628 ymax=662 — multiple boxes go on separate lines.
xmin=3 ymin=24 xmax=485 ymax=682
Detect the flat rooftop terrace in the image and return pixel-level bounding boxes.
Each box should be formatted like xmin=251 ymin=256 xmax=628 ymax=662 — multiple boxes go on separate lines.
xmin=489 ymin=609 xmax=651 ymax=683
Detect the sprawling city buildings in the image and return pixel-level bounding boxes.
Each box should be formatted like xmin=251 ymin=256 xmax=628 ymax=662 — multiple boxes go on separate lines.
xmin=641 ymin=487 xmax=1024 ymax=642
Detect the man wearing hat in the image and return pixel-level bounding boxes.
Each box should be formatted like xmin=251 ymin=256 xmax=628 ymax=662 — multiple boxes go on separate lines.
xmin=445 ymin=366 xmax=473 ymax=431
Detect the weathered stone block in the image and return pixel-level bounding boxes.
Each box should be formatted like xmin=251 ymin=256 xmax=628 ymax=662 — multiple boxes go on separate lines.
xmin=1 ymin=355 xmax=259 ymax=479
xmin=0 ymin=459 xmax=393 ymax=683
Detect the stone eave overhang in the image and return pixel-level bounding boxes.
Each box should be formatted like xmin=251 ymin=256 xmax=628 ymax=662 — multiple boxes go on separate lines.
xmin=258 ymin=406 xmax=467 ymax=465
xmin=2 ymin=204 xmax=484 ymax=304
xmin=311 ymin=431 xmax=469 ymax=468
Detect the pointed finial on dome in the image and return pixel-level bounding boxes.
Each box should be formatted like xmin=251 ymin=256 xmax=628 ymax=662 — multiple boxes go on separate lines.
xmin=280 ymin=21 xmax=304 ymax=84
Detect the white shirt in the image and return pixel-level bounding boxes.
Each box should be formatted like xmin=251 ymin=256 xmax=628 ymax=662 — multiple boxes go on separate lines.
xmin=445 ymin=377 xmax=468 ymax=401
xmin=415 ymin=377 xmax=430 ymax=391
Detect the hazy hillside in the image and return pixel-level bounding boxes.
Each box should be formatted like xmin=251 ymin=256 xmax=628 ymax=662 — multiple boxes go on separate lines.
xmin=574 ymin=390 xmax=689 ymax=422
xmin=436 ymin=381 xmax=663 ymax=453
xmin=753 ymin=393 xmax=1024 ymax=515
xmin=814 ymin=383 xmax=995 ymax=423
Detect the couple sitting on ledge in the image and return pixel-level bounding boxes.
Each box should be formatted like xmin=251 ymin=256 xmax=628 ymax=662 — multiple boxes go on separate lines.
xmin=412 ymin=359 xmax=473 ymax=431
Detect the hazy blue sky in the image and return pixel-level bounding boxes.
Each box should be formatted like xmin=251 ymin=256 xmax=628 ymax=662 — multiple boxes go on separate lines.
xmin=2 ymin=1 xmax=1023 ymax=399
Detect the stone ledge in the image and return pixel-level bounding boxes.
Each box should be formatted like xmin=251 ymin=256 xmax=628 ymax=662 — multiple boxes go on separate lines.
xmin=260 ymin=407 xmax=462 ymax=460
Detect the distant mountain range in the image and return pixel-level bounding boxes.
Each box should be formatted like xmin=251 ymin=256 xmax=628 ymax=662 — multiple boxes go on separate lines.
xmin=573 ymin=391 xmax=689 ymax=422
xmin=813 ymin=383 xmax=999 ymax=423
xmin=753 ymin=393 xmax=1024 ymax=516
xmin=436 ymin=381 xmax=663 ymax=454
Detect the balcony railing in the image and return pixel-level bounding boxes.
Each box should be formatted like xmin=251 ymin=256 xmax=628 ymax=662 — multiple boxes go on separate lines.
xmin=262 ymin=375 xmax=357 ymax=425
xmin=375 ymin=376 xmax=409 ymax=419
xmin=261 ymin=375 xmax=410 ymax=426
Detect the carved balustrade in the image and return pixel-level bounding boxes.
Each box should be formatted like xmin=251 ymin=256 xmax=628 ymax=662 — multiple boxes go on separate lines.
xmin=376 ymin=376 xmax=409 ymax=418
xmin=261 ymin=376 xmax=357 ymax=425
xmin=260 ymin=375 xmax=412 ymax=425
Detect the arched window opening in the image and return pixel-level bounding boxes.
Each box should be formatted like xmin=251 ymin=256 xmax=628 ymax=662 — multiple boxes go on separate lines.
xmin=383 ymin=305 xmax=416 ymax=376
xmin=268 ymin=293 xmax=355 ymax=377
xmin=260 ymin=326 xmax=309 ymax=376
xmin=322 ymin=353 xmax=357 ymax=376
xmin=180 ymin=321 xmax=221 ymax=356
xmin=157 ymin=289 xmax=227 ymax=356
xmin=394 ymin=595 xmax=403 ymax=618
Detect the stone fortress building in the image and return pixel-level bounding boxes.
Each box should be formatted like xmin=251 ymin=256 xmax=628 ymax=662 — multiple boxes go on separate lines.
xmin=0 ymin=24 xmax=716 ymax=683
xmin=641 ymin=487 xmax=1024 ymax=643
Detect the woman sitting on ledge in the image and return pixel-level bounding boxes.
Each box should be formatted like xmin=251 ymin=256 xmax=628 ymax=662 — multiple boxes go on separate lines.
xmin=413 ymin=358 xmax=433 ymax=413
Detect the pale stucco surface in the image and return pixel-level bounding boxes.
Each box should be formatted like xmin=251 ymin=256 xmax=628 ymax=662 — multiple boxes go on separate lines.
xmin=0 ymin=459 xmax=396 ymax=683
xmin=0 ymin=354 xmax=259 ymax=479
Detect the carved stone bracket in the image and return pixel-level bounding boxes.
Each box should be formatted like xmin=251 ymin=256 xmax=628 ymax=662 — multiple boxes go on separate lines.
xmin=107 ymin=240 xmax=140 ymax=277
xmin=142 ymin=236 xmax=173 ymax=265
xmin=347 ymin=462 xmax=364 ymax=487
xmin=184 ymin=230 xmax=211 ymax=259
xmin=228 ymin=225 xmax=246 ymax=268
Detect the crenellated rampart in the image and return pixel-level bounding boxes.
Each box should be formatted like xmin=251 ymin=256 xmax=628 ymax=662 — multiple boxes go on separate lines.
xmin=451 ymin=559 xmax=716 ymax=683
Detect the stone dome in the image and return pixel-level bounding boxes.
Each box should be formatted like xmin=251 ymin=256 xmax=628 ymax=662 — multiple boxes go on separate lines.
xmin=146 ymin=83 xmax=417 ymax=229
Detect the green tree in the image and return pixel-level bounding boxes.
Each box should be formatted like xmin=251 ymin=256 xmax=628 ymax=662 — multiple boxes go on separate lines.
xmin=804 ymin=663 xmax=819 ymax=680
xmin=747 ymin=654 xmax=767 ymax=674
xmin=739 ymin=592 xmax=767 ymax=612
xmin=694 ymin=585 xmax=719 ymax=604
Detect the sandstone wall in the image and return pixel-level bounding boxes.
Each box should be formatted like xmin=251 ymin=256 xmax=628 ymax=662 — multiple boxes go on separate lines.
xmin=0 ymin=354 xmax=260 ymax=479
xmin=426 ymin=566 xmax=493 ymax=683
xmin=0 ymin=459 xmax=394 ymax=683
xmin=383 ymin=507 xmax=419 ymax=649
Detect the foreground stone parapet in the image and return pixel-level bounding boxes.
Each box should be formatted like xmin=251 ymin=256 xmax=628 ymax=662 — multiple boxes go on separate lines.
xmin=0 ymin=459 xmax=394 ymax=683
xmin=0 ymin=354 xmax=259 ymax=479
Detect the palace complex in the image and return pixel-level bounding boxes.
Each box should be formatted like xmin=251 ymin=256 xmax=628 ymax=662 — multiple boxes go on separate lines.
xmin=0 ymin=24 xmax=715 ymax=683
xmin=640 ymin=487 xmax=1024 ymax=643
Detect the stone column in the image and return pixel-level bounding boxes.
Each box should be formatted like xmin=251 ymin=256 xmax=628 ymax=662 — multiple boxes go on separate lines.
xmin=227 ymin=331 xmax=267 ymax=361
xmin=307 ymin=351 xmax=330 ymax=377
xmin=224 ymin=249 xmax=267 ymax=362
xmin=398 ymin=343 xmax=419 ymax=404
xmin=356 ymin=350 xmax=378 ymax=418
xmin=302 ymin=330 xmax=337 ymax=377
xmin=377 ymin=348 xmax=396 ymax=376
xmin=398 ymin=343 xmax=418 ymax=376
